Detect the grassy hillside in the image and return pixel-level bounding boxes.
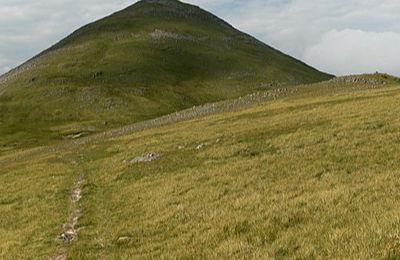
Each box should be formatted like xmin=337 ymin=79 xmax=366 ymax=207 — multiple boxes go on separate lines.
xmin=0 ymin=0 xmax=332 ymax=151
xmin=2 ymin=74 xmax=400 ymax=259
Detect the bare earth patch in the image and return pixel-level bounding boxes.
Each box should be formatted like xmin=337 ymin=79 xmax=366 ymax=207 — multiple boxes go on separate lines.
xmin=58 ymin=172 xmax=85 ymax=242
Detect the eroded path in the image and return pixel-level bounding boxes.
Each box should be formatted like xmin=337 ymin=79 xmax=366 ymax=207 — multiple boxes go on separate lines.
xmin=51 ymin=158 xmax=86 ymax=260
xmin=58 ymin=171 xmax=85 ymax=243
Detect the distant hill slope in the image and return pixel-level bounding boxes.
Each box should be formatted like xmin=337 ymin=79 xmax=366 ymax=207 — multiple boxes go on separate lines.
xmin=0 ymin=0 xmax=332 ymax=149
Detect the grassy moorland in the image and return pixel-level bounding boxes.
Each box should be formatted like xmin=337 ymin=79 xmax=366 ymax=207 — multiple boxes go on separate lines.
xmin=0 ymin=0 xmax=332 ymax=152
xmin=2 ymin=74 xmax=400 ymax=259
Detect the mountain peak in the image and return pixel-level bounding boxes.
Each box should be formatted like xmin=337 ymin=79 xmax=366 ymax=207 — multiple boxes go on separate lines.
xmin=0 ymin=0 xmax=332 ymax=148
xmin=122 ymin=0 xmax=201 ymax=15
xmin=43 ymin=0 xmax=234 ymax=53
xmin=117 ymin=0 xmax=232 ymax=29
xmin=138 ymin=0 xmax=182 ymax=5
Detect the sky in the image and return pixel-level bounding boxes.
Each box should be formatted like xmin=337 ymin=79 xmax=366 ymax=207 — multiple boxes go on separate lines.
xmin=0 ymin=0 xmax=399 ymax=76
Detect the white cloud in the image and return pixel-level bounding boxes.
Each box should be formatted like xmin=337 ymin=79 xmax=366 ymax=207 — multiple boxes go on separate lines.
xmin=0 ymin=0 xmax=134 ymax=74
xmin=188 ymin=0 xmax=400 ymax=76
xmin=0 ymin=56 xmax=11 ymax=74
xmin=303 ymin=30 xmax=400 ymax=76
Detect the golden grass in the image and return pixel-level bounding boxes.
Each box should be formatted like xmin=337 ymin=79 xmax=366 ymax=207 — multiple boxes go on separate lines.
xmin=2 ymin=85 xmax=400 ymax=258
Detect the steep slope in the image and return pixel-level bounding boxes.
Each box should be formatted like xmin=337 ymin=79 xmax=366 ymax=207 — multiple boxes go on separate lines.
xmin=0 ymin=0 xmax=332 ymax=150
xmin=1 ymin=76 xmax=400 ymax=259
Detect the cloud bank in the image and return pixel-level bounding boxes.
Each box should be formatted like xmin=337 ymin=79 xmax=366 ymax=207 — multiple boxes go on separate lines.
xmin=188 ymin=0 xmax=400 ymax=76
xmin=1 ymin=0 xmax=400 ymax=76
xmin=304 ymin=30 xmax=400 ymax=76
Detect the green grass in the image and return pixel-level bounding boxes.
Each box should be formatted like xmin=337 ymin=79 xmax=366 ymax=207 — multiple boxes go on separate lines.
xmin=2 ymin=77 xmax=400 ymax=258
xmin=0 ymin=0 xmax=332 ymax=151
xmin=0 ymin=151 xmax=76 ymax=259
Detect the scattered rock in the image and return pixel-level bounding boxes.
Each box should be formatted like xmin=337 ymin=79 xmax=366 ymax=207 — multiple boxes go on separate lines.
xmin=65 ymin=132 xmax=89 ymax=140
xmin=71 ymin=188 xmax=82 ymax=203
xmin=72 ymin=133 xmax=85 ymax=139
xmin=50 ymin=253 xmax=66 ymax=260
xmin=117 ymin=236 xmax=131 ymax=242
xmin=329 ymin=75 xmax=386 ymax=85
xmin=58 ymin=231 xmax=75 ymax=242
xmin=131 ymin=153 xmax=160 ymax=163
xmin=150 ymin=29 xmax=207 ymax=42
xmin=196 ymin=143 xmax=207 ymax=150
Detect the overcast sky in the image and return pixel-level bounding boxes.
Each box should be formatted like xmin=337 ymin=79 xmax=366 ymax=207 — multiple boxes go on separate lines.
xmin=1 ymin=0 xmax=399 ymax=76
